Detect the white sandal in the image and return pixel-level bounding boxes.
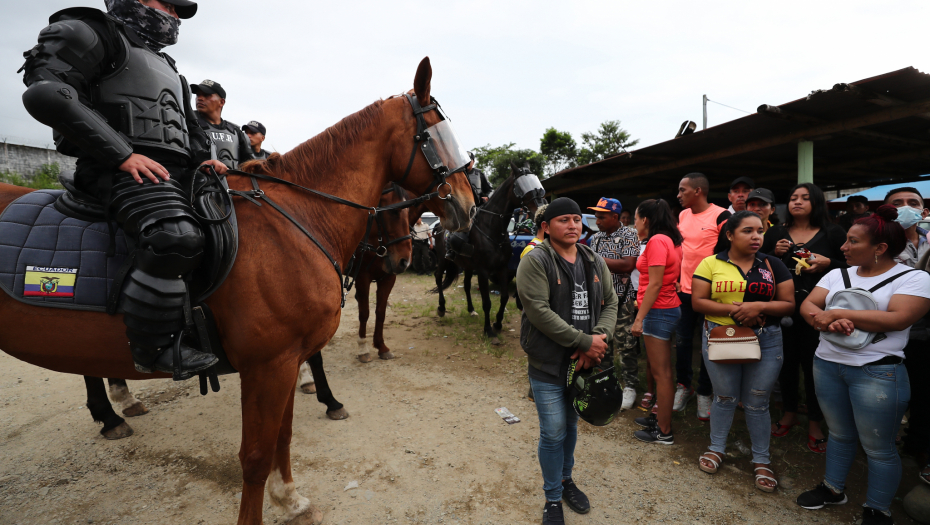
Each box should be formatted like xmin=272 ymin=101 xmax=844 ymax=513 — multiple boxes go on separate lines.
xmin=699 ymin=450 xmax=723 ymax=474
xmin=754 ymin=465 xmax=777 ymax=492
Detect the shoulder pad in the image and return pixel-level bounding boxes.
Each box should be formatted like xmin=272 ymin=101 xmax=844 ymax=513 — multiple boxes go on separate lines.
xmin=49 ymin=7 xmax=107 ymax=25
xmin=225 ymin=121 xmax=241 ymax=133
xmin=37 ymin=18 xmax=103 ymax=61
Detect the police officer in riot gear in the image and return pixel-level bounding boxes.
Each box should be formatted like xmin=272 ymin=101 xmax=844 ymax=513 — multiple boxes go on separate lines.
xmin=191 ymin=79 xmax=254 ymax=169
xmin=20 ymin=0 xmax=227 ymax=379
xmin=242 ymin=121 xmax=271 ymax=160
xmin=466 ymin=151 xmax=492 ymax=203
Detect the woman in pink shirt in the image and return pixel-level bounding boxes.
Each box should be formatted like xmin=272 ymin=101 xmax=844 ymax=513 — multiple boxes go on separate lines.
xmin=631 ymin=199 xmax=684 ymax=445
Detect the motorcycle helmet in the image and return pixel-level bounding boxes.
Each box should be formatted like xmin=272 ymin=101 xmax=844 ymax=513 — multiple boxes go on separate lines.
xmin=566 ymin=359 xmax=623 ymax=426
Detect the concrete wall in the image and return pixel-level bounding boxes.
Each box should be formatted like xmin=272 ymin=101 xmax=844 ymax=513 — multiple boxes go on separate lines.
xmin=1 ymin=142 xmax=76 ymax=177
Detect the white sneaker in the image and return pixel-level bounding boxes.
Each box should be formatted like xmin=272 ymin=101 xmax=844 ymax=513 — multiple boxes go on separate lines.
xmin=621 ymin=387 xmax=636 ymax=411
xmin=697 ymin=394 xmax=712 ymax=421
xmin=672 ymin=383 xmax=694 ymax=412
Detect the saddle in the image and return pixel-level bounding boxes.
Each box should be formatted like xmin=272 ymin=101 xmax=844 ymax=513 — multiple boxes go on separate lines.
xmin=0 ymin=170 xmax=239 ymax=379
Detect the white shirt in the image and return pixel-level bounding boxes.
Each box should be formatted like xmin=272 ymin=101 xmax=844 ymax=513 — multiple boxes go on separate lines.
xmin=815 ymin=264 xmax=930 ymax=366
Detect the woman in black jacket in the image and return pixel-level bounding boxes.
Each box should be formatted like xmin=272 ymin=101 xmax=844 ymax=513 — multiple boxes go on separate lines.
xmin=766 ymin=183 xmax=846 ymax=453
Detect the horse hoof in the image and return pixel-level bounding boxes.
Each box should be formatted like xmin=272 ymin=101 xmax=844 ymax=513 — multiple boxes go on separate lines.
xmin=437 ymin=309 xmax=445 ymax=317
xmin=102 ymin=421 xmax=133 ymax=440
xmin=121 ymin=401 xmax=149 ymax=418
xmin=357 ymin=353 xmax=373 ymax=363
xmin=379 ymin=351 xmax=395 ymax=360
xmin=469 ymin=311 xmax=478 ymax=317
xmin=327 ymin=408 xmax=349 ymax=420
xmin=490 ymin=337 xmax=502 ymax=346
xmin=493 ymin=323 xmax=503 ymax=333
xmin=300 ymin=383 xmax=317 ymax=394
xmin=286 ymin=504 xmax=324 ymax=525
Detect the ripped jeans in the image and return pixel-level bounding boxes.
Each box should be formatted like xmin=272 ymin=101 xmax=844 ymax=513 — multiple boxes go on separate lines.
xmin=702 ymin=321 xmax=784 ymax=464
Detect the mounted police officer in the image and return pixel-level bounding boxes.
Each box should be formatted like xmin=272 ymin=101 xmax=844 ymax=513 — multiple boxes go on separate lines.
xmin=466 ymin=152 xmax=492 ymax=203
xmin=20 ymin=0 xmax=227 ymax=378
xmin=242 ymin=120 xmax=271 ymax=161
xmin=191 ymin=79 xmax=254 ymax=169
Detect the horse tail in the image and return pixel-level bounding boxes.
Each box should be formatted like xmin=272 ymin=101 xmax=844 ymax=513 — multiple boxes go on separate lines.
xmin=430 ymin=264 xmax=460 ymax=293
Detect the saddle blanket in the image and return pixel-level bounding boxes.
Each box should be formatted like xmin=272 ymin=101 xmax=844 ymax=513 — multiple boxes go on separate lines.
xmin=0 ymin=190 xmax=129 ymax=312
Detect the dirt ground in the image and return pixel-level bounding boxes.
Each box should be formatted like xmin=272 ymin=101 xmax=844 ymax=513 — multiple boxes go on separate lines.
xmin=0 ymin=272 xmax=924 ymax=525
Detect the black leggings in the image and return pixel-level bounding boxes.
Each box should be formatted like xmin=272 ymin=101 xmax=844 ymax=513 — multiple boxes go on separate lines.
xmin=778 ymin=310 xmax=823 ymax=422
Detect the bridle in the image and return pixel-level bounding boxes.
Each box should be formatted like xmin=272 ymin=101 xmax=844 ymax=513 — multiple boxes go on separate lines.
xmin=217 ymin=93 xmax=465 ymax=307
xmin=341 ymin=184 xmax=414 ymax=292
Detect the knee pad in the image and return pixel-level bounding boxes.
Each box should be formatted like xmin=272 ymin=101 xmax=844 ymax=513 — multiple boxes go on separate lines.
xmin=136 ymin=216 xmax=204 ymax=278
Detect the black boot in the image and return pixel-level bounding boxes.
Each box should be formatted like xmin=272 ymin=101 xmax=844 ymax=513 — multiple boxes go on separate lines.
xmin=131 ymin=340 xmax=217 ymax=380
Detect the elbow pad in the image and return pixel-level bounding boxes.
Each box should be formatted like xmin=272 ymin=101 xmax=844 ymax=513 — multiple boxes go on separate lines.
xmin=23 ymin=81 xmax=132 ymax=165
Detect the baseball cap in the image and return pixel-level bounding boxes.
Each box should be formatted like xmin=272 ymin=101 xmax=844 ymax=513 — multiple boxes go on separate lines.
xmin=242 ymin=121 xmax=266 ymax=135
xmin=164 ymin=0 xmax=197 ymax=19
xmin=746 ymin=188 xmax=775 ymax=204
xmin=730 ymin=176 xmax=755 ymax=190
xmin=588 ymin=197 xmax=623 ymax=215
xmin=191 ymin=79 xmax=226 ymax=99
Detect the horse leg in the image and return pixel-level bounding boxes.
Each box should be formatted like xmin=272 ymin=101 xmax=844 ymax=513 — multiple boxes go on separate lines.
xmin=84 ymin=376 xmax=132 ymax=440
xmin=266 ymin=373 xmax=323 ymax=525
xmin=435 ymin=263 xmax=446 ymax=317
xmin=464 ymin=268 xmax=477 ymax=316
xmin=107 ymin=378 xmax=148 ymax=417
xmin=297 ymin=360 xmax=316 ymax=394
xmin=374 ymin=275 xmax=397 ymax=359
xmin=493 ymin=271 xmax=510 ymax=333
xmin=237 ymin=363 xmax=320 ymax=525
xmin=355 ymin=275 xmax=373 ymax=363
xmin=307 ymin=351 xmax=348 ymax=420
xmin=476 ymin=273 xmax=497 ymax=340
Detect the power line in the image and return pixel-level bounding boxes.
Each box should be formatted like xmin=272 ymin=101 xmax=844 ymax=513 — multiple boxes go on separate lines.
xmin=706 ymin=98 xmax=753 ymax=115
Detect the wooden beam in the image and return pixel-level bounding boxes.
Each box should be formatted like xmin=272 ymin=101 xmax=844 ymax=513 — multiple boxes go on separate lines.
xmin=546 ymin=96 xmax=930 ymax=194
xmin=758 ymin=104 xmax=930 ymax=148
xmin=752 ymin=146 xmax=930 ymax=186
xmin=835 ymin=83 xmax=930 ymax=120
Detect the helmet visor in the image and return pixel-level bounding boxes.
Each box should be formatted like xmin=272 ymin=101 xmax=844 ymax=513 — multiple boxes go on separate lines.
xmin=426 ymin=120 xmax=471 ymax=173
xmin=514 ymin=174 xmax=545 ymax=198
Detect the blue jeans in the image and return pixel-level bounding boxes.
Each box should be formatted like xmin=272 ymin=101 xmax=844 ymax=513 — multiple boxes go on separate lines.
xmin=814 ymin=356 xmax=910 ymax=512
xmin=702 ymin=321 xmax=784 ymax=464
xmin=676 ymin=292 xmax=713 ymax=396
xmin=642 ymin=306 xmax=681 ymax=341
xmin=529 ymin=376 xmax=578 ymax=501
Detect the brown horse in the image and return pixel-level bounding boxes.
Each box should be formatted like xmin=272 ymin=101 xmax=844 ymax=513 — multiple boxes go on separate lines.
xmin=0 ymin=58 xmax=475 ymax=525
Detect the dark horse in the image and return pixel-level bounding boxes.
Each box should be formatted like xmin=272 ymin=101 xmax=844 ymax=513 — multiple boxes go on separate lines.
xmin=432 ymin=163 xmax=546 ymax=338
xmin=0 ymin=58 xmax=475 ymax=525
xmin=296 ymin=183 xmax=416 ymax=420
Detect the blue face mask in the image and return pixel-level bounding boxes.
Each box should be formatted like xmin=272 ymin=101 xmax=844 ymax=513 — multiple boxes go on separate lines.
xmin=895 ymin=206 xmax=923 ymax=229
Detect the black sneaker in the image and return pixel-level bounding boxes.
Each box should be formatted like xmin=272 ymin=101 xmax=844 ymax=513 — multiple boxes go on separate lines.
xmin=542 ymin=500 xmax=564 ymax=524
xmin=634 ymin=413 xmax=657 ymax=429
xmin=634 ymin=426 xmax=674 ymax=445
xmin=561 ymin=479 xmax=590 ymax=514
xmin=796 ymin=482 xmax=848 ymax=510
xmin=862 ymin=507 xmax=894 ymax=525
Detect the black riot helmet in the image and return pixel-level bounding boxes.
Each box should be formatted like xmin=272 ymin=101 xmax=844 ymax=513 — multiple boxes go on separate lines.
xmin=566 ymin=359 xmax=623 ymax=426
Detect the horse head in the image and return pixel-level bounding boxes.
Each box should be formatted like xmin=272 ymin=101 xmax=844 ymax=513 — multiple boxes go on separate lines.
xmin=387 ymin=57 xmax=475 ymax=233
xmin=377 ymin=184 xmax=413 ymax=275
xmin=509 ymin=161 xmax=548 ymax=214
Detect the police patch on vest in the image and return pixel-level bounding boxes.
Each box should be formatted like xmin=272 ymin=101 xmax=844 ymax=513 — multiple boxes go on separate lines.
xmin=24 ymin=266 xmax=77 ymax=297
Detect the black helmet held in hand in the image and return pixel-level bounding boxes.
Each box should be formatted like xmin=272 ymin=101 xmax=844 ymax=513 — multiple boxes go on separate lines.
xmin=566 ymin=359 xmax=623 ymax=426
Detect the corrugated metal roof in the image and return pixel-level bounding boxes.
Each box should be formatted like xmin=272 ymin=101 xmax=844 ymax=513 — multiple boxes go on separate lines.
xmin=544 ymin=67 xmax=930 ymax=205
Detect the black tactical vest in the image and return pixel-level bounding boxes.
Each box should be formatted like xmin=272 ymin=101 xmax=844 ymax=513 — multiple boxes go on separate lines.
xmin=199 ymin=120 xmax=240 ymax=169
xmin=93 ymin=28 xmax=190 ymax=158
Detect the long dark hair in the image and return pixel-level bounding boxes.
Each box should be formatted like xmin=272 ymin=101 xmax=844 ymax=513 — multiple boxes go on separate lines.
xmin=717 ymin=211 xmax=763 ymax=253
xmin=637 ymin=199 xmax=683 ymax=246
xmin=784 ymin=183 xmax=831 ymax=229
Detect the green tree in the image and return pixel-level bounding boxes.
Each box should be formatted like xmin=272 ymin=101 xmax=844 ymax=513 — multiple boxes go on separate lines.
xmin=539 ymin=128 xmax=577 ymax=176
xmin=470 ymin=143 xmax=547 ymax=187
xmin=576 ymin=120 xmax=639 ymax=166
xmin=0 ymin=162 xmax=62 ymax=189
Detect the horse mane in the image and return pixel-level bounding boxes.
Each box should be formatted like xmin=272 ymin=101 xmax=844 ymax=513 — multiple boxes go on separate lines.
xmin=239 ymin=99 xmax=386 ymax=180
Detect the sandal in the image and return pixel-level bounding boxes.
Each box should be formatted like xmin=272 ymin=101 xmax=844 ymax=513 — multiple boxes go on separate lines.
xmin=754 ymin=465 xmax=778 ymax=493
xmin=699 ymin=450 xmax=724 ymax=474
xmin=771 ymin=421 xmax=796 ymax=438
xmin=807 ymin=435 xmax=827 ymax=454
xmin=920 ymin=464 xmax=930 ymax=486
xmin=639 ymin=392 xmax=655 ymax=410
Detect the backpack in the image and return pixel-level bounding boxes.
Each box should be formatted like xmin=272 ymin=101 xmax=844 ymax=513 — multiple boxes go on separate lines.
xmin=822 ymin=267 xmax=917 ymax=350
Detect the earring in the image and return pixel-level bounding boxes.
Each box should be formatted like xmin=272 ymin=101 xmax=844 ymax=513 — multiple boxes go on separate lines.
xmin=875 ymin=253 xmax=879 ymax=264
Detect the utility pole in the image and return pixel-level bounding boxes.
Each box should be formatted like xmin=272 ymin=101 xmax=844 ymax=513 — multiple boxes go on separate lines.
xmin=703 ymin=94 xmax=708 ymax=130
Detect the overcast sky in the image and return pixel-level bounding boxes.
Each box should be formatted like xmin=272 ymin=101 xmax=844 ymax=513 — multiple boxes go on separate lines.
xmin=3 ymin=0 xmax=929 ymax=158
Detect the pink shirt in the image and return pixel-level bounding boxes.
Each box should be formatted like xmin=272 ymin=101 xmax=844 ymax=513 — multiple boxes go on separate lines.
xmin=678 ymin=204 xmax=727 ymax=293
xmin=636 ymin=234 xmax=683 ymax=309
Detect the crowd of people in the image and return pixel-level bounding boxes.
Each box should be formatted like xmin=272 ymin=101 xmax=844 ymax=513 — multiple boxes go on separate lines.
xmin=515 ymin=174 xmax=930 ymax=525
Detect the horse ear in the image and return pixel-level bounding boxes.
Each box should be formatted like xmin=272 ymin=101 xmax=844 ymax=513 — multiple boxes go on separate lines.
xmin=510 ymin=160 xmax=519 ymax=172
xmin=414 ymin=57 xmax=432 ymax=107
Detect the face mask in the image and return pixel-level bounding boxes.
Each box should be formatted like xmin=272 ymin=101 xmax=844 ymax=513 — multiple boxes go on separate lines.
xmin=106 ymin=0 xmax=181 ymax=51
xmin=895 ymin=206 xmax=923 ymax=229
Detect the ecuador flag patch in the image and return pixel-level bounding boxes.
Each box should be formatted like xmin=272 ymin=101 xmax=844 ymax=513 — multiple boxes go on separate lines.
xmin=24 ymin=266 xmax=77 ymax=297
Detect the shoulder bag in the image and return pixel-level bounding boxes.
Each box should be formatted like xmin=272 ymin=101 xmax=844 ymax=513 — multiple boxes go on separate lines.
xmin=705 ymin=258 xmax=775 ymax=364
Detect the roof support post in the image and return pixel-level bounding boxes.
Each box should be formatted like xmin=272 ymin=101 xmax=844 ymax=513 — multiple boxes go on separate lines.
xmin=798 ymin=141 xmax=814 ymax=184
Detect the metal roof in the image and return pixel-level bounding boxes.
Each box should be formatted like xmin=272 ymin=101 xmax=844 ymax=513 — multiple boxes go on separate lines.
xmin=543 ymin=67 xmax=930 ymax=206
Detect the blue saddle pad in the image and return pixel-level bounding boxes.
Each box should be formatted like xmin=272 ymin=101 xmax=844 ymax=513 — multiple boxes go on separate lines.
xmin=0 ymin=190 xmax=129 ymax=312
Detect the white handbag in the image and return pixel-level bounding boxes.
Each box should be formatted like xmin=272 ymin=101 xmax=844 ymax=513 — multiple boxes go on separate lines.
xmin=706 ymin=323 xmax=761 ymax=364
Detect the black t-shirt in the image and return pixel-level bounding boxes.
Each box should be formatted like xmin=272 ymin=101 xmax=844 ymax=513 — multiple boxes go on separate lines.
xmin=765 ymin=223 xmax=847 ymax=301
